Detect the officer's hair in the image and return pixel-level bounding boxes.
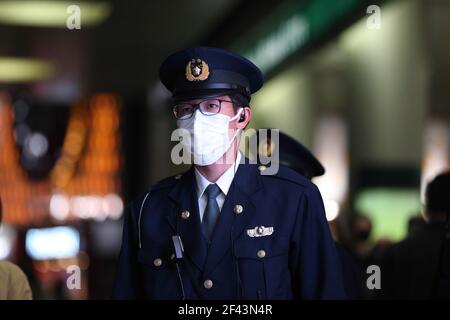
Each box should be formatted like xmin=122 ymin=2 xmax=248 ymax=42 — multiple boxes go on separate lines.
xmin=425 ymin=171 xmax=450 ymax=217
xmin=229 ymin=93 xmax=250 ymax=111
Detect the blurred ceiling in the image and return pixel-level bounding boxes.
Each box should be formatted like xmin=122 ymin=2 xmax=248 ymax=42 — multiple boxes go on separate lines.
xmin=0 ymin=0 xmax=241 ymax=101
xmin=92 ymin=0 xmax=242 ymax=95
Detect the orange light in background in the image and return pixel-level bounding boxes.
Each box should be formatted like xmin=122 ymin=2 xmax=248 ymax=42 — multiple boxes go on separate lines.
xmin=50 ymin=102 xmax=88 ymax=189
xmin=0 ymin=92 xmax=123 ymax=225
xmin=65 ymin=94 xmax=121 ymax=195
xmin=0 ymin=92 xmax=48 ymax=224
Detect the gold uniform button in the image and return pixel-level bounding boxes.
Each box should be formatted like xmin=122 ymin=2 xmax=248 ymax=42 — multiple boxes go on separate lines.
xmin=257 ymin=250 xmax=266 ymax=258
xmin=233 ymin=205 xmax=243 ymax=214
xmin=153 ymin=258 xmax=163 ymax=267
xmin=181 ymin=210 xmax=190 ymax=219
xmin=203 ymin=279 xmax=213 ymax=289
xmin=258 ymin=165 xmax=267 ymax=172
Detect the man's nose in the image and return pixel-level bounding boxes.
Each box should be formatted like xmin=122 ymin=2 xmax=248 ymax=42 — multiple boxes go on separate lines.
xmin=193 ymin=108 xmax=202 ymax=118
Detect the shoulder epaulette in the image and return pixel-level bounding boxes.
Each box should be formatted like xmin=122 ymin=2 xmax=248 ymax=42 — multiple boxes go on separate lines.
xmin=257 ymin=164 xmax=310 ymax=188
xmin=149 ymin=172 xmax=184 ymax=192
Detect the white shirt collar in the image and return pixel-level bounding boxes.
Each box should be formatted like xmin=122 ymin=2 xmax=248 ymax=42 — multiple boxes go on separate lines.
xmin=194 ymin=152 xmax=242 ymax=199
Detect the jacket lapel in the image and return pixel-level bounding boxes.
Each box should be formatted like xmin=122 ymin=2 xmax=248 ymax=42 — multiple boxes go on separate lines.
xmin=167 ymin=168 xmax=208 ymax=272
xmin=203 ymin=163 xmax=262 ymax=277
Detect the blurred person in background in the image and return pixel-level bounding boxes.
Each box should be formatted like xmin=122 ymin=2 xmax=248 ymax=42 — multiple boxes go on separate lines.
xmin=407 ymin=215 xmax=429 ymax=238
xmin=0 ymin=196 xmax=33 ymax=300
xmin=347 ymin=213 xmax=388 ymax=299
xmin=350 ymin=214 xmax=373 ymax=261
xmin=380 ymin=171 xmax=450 ymax=299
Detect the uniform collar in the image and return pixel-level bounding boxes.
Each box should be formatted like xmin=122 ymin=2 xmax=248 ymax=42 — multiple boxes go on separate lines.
xmin=194 ymin=152 xmax=242 ymax=199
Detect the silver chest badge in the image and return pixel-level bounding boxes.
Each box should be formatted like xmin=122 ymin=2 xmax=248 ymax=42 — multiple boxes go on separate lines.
xmin=247 ymin=226 xmax=274 ymax=238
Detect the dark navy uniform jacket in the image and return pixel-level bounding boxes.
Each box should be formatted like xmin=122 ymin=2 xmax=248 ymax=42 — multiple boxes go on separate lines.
xmin=113 ymin=162 xmax=347 ymax=299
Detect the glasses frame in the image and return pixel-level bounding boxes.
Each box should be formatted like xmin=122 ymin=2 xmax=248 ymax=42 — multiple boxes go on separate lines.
xmin=173 ymin=98 xmax=234 ymax=120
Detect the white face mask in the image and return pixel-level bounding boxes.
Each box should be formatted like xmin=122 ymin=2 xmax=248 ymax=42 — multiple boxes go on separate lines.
xmin=177 ymin=108 xmax=243 ymax=166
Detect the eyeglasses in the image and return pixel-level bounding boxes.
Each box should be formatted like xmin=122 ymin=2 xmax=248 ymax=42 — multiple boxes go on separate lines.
xmin=173 ymin=99 xmax=233 ymax=120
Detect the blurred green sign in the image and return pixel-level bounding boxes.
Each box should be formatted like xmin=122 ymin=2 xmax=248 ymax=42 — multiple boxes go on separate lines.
xmin=234 ymin=0 xmax=366 ymax=74
xmin=355 ymin=188 xmax=421 ymax=242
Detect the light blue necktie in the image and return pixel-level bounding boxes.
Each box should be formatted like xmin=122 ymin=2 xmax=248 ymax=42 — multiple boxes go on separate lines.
xmin=202 ymin=183 xmax=222 ymax=242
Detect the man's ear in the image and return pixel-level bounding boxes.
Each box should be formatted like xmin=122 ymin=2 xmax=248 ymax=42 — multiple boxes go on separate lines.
xmin=237 ymin=107 xmax=252 ymax=129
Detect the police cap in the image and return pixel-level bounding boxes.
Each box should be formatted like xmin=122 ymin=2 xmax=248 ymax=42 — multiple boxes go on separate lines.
xmin=159 ymin=46 xmax=263 ymax=102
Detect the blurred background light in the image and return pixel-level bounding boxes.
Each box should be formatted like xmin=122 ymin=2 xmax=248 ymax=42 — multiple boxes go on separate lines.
xmin=87 ymin=196 xmax=106 ymax=221
xmin=49 ymin=193 xmax=70 ymax=221
xmin=421 ymin=119 xmax=449 ymax=202
xmin=24 ymin=132 xmax=49 ymax=159
xmin=69 ymin=194 xmax=123 ymax=220
xmin=0 ymin=1 xmax=111 ymax=28
xmin=25 ymin=226 xmax=80 ymax=260
xmin=313 ymin=115 xmax=349 ymax=220
xmin=0 ymin=57 xmax=56 ymax=83
xmin=0 ymin=224 xmax=17 ymax=260
xmin=0 ymin=239 xmax=10 ymax=260
xmin=355 ymin=188 xmax=421 ymax=242
xmin=324 ymin=199 xmax=340 ymax=222
xmin=102 ymin=194 xmax=124 ymax=220
xmin=71 ymin=196 xmax=88 ymax=219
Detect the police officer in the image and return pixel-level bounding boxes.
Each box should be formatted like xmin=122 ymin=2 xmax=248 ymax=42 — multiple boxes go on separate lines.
xmin=113 ymin=46 xmax=346 ymax=299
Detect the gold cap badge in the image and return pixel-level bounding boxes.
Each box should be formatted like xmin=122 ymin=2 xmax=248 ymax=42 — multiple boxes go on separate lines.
xmin=186 ymin=58 xmax=209 ymax=81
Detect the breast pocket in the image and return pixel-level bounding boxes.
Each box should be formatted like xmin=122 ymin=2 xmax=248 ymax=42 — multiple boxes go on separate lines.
xmin=234 ymin=235 xmax=292 ymax=299
xmin=137 ymin=246 xmax=179 ymax=299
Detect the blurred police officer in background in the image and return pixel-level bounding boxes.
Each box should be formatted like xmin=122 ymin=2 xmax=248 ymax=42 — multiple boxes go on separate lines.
xmin=250 ymin=129 xmax=325 ymax=179
xmin=251 ymin=130 xmax=360 ymax=299
xmin=113 ymin=46 xmax=346 ymax=299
